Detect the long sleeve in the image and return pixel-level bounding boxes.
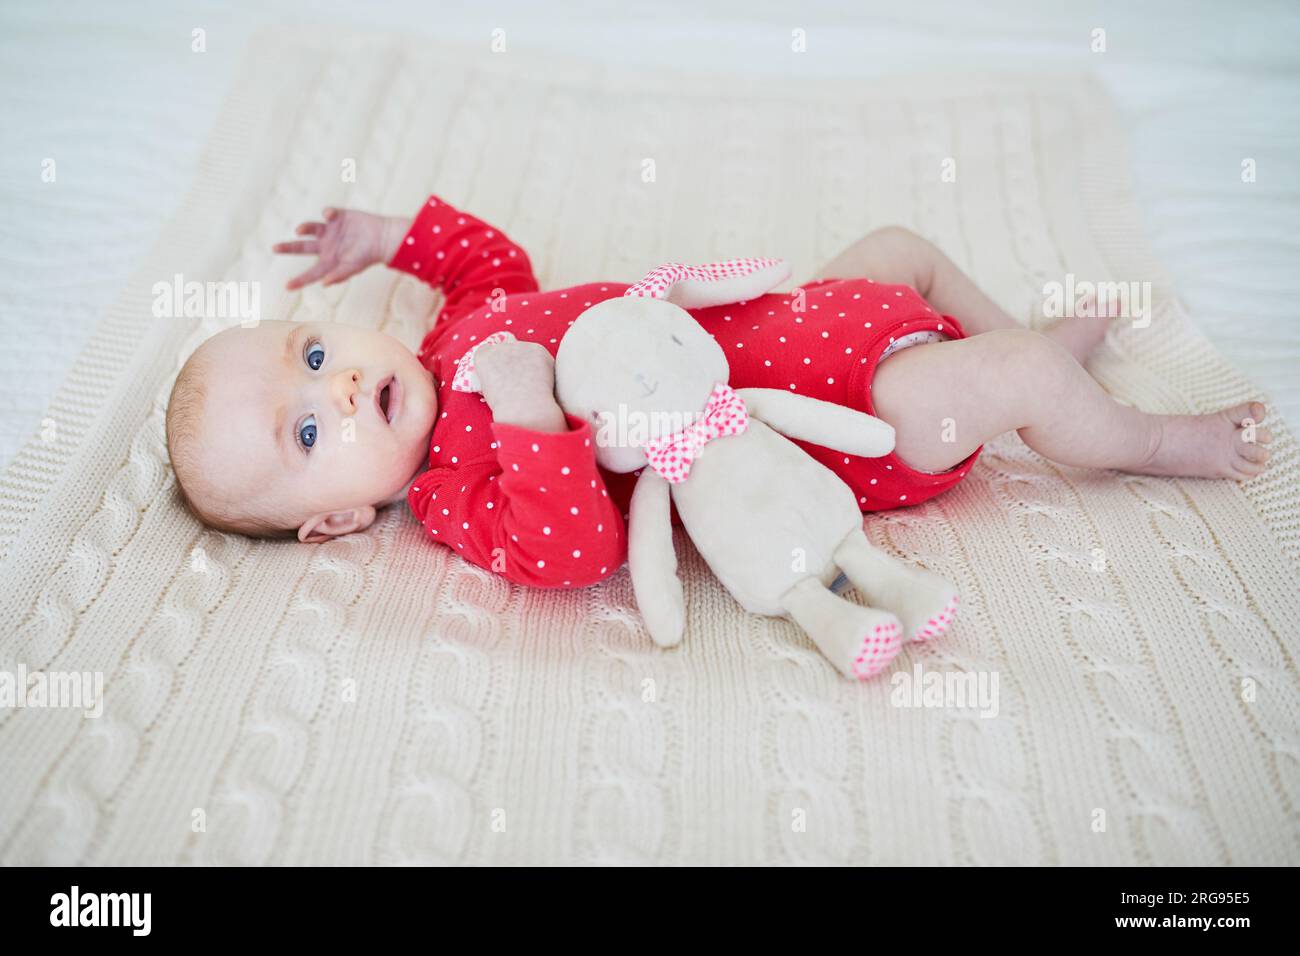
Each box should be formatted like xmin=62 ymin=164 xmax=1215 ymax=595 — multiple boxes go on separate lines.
xmin=407 ymin=415 xmax=627 ymax=588
xmin=388 ymin=194 xmax=540 ymax=323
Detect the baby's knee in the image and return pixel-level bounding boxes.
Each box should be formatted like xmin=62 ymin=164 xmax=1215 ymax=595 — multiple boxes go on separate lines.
xmin=848 ymin=225 xmax=936 ymax=288
xmin=862 ymin=225 xmax=929 ymax=258
xmin=866 ymin=224 xmax=918 ymax=244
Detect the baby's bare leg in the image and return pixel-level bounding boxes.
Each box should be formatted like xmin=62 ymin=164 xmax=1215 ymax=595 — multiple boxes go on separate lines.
xmin=814 ymin=227 xmax=1108 ymax=361
xmin=814 ymin=227 xmax=1018 ymax=335
xmin=871 ymin=329 xmax=1272 ymax=480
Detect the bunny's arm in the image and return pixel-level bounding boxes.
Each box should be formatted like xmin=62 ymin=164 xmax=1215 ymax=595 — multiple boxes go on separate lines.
xmin=628 ymin=467 xmax=686 ymax=648
xmin=735 ymin=388 xmax=895 ymax=458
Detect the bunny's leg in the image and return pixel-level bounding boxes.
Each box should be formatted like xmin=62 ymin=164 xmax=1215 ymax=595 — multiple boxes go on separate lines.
xmin=779 ymin=577 xmax=902 ymax=679
xmin=833 ymin=529 xmax=959 ymax=643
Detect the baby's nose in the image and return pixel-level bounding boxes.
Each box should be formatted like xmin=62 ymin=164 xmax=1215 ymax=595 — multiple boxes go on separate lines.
xmin=331 ymin=368 xmax=361 ymax=414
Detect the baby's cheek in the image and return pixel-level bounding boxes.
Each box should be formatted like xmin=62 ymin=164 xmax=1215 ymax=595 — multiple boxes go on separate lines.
xmin=308 ymin=438 xmax=371 ymax=503
xmin=258 ymin=474 xmax=308 ymax=521
xmin=393 ymin=426 xmax=431 ymax=477
xmin=358 ymin=429 xmax=422 ymax=499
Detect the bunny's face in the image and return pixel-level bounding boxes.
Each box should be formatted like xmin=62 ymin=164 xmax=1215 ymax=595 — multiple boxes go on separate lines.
xmin=555 ymin=297 xmax=730 ymax=473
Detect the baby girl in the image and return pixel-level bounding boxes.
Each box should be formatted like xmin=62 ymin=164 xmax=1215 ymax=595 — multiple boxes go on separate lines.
xmin=164 ymin=195 xmax=1272 ymax=588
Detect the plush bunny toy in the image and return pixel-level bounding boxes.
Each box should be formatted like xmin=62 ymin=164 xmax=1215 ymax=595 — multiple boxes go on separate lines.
xmin=547 ymin=257 xmax=960 ymax=679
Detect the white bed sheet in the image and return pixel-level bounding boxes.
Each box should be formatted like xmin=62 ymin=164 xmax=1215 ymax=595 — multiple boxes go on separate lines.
xmin=2 ymin=0 xmax=1298 ymax=471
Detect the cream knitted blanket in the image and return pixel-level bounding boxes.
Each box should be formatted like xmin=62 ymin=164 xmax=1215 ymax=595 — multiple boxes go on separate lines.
xmin=2 ymin=28 xmax=1297 ymax=865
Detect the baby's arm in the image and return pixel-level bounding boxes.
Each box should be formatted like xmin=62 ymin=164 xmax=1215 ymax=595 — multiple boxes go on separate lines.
xmin=386 ymin=196 xmax=540 ymax=320
xmin=409 ymin=425 xmax=626 ymax=588
xmin=408 ymin=339 xmax=625 ymax=588
xmin=273 ymin=195 xmax=539 ymax=323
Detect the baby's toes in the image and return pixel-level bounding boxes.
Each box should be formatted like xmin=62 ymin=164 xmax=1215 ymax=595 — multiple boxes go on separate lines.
xmin=1221 ymin=401 xmax=1266 ymax=427
xmin=1240 ymin=440 xmax=1271 ymax=465
xmin=1231 ymin=440 xmax=1269 ymax=479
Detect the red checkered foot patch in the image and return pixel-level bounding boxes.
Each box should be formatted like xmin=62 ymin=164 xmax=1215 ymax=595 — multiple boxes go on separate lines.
xmin=851 ymin=621 xmax=902 ymax=679
xmin=911 ymin=594 xmax=959 ymax=643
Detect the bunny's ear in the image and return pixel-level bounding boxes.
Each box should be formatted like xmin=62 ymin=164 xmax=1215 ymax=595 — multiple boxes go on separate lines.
xmin=625 ymin=257 xmax=791 ymax=309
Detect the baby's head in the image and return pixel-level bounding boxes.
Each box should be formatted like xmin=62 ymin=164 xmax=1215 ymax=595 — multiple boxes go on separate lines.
xmin=165 ymin=320 xmax=438 ymax=542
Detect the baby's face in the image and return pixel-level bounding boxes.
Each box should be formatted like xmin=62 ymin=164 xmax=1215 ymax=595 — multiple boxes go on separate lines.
xmin=193 ymin=320 xmax=437 ymax=532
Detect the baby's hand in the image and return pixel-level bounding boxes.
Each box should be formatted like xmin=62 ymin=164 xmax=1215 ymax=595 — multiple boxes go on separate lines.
xmin=273 ymin=208 xmax=412 ymax=290
xmin=474 ymin=340 xmax=567 ymax=433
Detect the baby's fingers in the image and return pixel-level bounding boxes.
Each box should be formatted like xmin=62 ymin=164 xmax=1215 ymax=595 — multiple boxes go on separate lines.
xmin=273 ymin=240 xmax=320 ymax=256
xmin=295 ymin=221 xmax=326 ymax=237
xmin=286 ymin=261 xmax=333 ymax=291
xmin=320 ymin=265 xmax=359 ymax=287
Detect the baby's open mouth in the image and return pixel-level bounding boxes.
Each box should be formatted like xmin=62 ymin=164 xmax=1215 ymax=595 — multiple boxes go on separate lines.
xmin=375 ymin=375 xmax=400 ymax=425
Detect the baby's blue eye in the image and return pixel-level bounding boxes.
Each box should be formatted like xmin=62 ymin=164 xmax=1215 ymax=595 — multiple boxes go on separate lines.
xmin=298 ymin=415 xmax=317 ymax=450
xmin=305 ymin=340 xmax=325 ymax=370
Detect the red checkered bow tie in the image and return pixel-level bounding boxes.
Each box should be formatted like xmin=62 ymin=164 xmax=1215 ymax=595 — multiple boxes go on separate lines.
xmin=642 ymin=383 xmax=749 ymax=483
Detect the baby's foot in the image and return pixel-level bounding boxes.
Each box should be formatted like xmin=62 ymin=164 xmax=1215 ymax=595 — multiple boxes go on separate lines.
xmin=1043 ymin=293 xmax=1118 ymax=363
xmin=1135 ymin=402 xmax=1273 ymax=480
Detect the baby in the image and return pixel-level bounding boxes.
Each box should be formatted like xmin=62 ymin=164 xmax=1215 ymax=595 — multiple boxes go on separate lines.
xmin=165 ymin=195 xmax=1272 ymax=587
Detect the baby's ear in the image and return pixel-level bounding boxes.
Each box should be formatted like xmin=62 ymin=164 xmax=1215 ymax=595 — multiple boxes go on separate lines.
xmin=298 ymin=505 xmax=377 ymax=543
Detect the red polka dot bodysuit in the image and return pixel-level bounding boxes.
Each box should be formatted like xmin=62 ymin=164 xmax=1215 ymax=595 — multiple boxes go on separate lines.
xmin=392 ymin=195 xmax=979 ymax=588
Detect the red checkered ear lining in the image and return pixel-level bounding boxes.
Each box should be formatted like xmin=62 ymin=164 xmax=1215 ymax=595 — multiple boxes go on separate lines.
xmin=624 ymin=257 xmax=784 ymax=300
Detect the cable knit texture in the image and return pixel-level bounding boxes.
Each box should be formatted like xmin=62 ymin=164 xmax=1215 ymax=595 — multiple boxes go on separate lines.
xmin=0 ymin=27 xmax=1297 ymax=865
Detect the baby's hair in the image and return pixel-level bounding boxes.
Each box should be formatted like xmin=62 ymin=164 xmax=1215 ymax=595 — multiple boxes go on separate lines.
xmin=165 ymin=349 xmax=298 ymax=540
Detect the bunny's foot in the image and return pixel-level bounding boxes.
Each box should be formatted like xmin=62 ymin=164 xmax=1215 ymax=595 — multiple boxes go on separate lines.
xmin=781 ymin=577 xmax=902 ymax=680
xmin=834 ymin=530 xmax=960 ymax=643
xmin=910 ymin=592 xmax=959 ymax=642
xmin=865 ymin=568 xmax=957 ymax=643
xmin=850 ymin=618 xmax=904 ymax=678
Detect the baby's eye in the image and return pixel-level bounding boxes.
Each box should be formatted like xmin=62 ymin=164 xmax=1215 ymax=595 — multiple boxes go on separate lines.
xmin=305 ymin=340 xmax=325 ymax=371
xmin=297 ymin=414 xmax=318 ymax=450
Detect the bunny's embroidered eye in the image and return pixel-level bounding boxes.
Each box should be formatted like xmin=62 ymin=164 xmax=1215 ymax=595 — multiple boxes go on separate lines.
xmin=671 ymin=335 xmax=684 ymax=346
xmin=297 ymin=414 xmax=318 ymax=450
xmin=304 ymin=338 xmax=325 ymax=370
